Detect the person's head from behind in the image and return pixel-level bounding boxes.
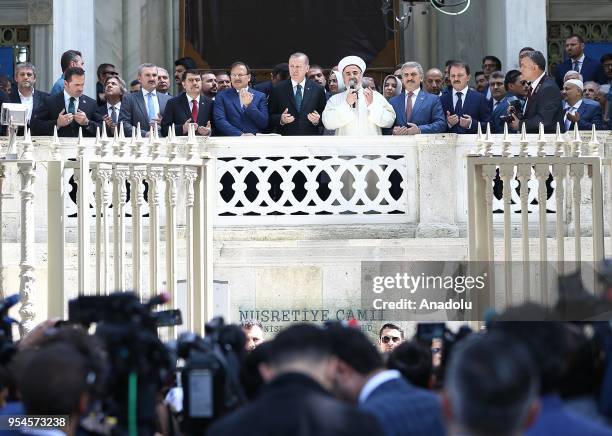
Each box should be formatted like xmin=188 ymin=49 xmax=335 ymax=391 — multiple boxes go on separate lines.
xmin=387 ymin=340 xmax=433 ymax=389
xmin=378 ymin=323 xmax=404 ymax=353
xmin=272 ymin=62 xmax=289 ymax=83
xmin=64 ymin=67 xmax=86 ymax=98
xmin=442 ymin=332 xmax=540 ymax=436
xmin=17 ymin=343 xmax=93 ymax=435
xmin=327 ymin=323 xmax=383 ymax=403
xmin=259 ymin=324 xmax=336 ymax=390
xmin=241 ymin=319 xmax=265 ymax=352
xmin=488 ymin=303 xmax=569 ymax=396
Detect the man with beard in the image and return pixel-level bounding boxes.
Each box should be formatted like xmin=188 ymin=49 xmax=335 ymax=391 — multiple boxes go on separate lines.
xmin=216 ymin=72 xmax=231 ymax=92
xmin=200 ymin=71 xmax=218 ymax=100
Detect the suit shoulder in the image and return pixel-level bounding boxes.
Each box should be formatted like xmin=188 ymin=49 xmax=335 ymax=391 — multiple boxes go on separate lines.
xmin=251 ymin=88 xmax=267 ymax=99
xmin=388 ymin=94 xmax=403 ymax=106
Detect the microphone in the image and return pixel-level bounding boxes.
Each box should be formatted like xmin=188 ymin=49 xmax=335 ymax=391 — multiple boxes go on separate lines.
xmin=348 ymin=79 xmax=358 ymax=108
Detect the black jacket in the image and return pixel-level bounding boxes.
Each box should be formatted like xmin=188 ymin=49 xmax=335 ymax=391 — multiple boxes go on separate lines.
xmin=207 ymin=372 xmax=383 ymax=436
xmin=31 ymin=92 xmax=101 ymax=137
xmin=522 ymin=75 xmax=565 ymax=133
xmin=268 ymin=79 xmax=327 ymax=135
xmin=161 ymin=92 xmax=214 ymax=136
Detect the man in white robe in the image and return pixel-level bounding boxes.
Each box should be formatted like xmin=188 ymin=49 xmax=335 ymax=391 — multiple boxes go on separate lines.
xmin=322 ymin=55 xmax=396 ymax=135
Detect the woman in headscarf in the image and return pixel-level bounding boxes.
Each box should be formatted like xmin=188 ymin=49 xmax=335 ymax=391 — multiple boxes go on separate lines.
xmin=382 ymin=74 xmax=402 ymax=100
xmin=327 ymin=69 xmax=346 ymax=95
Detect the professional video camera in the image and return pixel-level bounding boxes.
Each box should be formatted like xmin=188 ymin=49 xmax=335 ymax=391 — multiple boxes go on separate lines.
xmin=0 ymin=294 xmax=20 ymax=366
xmin=68 ymin=292 xmax=181 ymax=436
xmin=177 ymin=317 xmax=247 ymax=435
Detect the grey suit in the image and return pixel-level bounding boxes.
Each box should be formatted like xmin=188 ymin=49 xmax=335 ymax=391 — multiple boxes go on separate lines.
xmin=118 ymin=89 xmax=171 ymax=136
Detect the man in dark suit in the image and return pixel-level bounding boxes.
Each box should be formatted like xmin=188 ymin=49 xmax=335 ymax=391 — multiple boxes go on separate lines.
xmin=7 ymin=62 xmax=48 ymax=135
xmin=207 ymin=324 xmax=383 ymax=436
xmin=95 ymin=75 xmax=127 ymax=136
xmin=254 ymin=62 xmax=289 ymax=98
xmin=162 ymin=69 xmax=213 ymax=137
xmin=562 ymin=79 xmax=604 ymax=130
xmin=268 ymin=52 xmax=327 ymax=135
xmin=511 ymin=50 xmax=565 ymax=133
xmin=389 ymin=61 xmax=446 ymax=135
xmin=555 ymin=34 xmax=606 ymax=88
xmin=118 ymin=63 xmax=171 ymax=137
xmin=327 ymin=324 xmax=446 ymax=436
xmin=31 ymin=67 xmax=101 ymax=137
xmin=0 ymin=89 xmax=7 ymax=135
xmin=440 ymin=61 xmax=491 ymax=134
xmin=213 ymin=61 xmax=268 ymax=136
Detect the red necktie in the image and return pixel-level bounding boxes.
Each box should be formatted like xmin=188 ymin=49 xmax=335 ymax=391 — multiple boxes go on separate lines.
xmin=191 ymin=99 xmax=198 ymax=123
xmin=405 ymin=91 xmax=413 ymax=123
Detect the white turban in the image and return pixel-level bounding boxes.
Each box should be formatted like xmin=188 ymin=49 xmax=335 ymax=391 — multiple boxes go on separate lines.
xmin=338 ymin=55 xmax=366 ymax=74
xmin=565 ymin=79 xmax=584 ymax=91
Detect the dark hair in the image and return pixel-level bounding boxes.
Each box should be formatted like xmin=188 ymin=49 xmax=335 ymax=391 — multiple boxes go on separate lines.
xmin=241 ymin=340 xmax=272 ymax=400
xmin=566 ymin=34 xmax=585 ymax=44
xmin=445 ymin=59 xmax=457 ymax=68
xmin=519 ymin=50 xmax=546 ymax=71
xmin=490 ymin=71 xmax=505 ymax=81
xmin=267 ymin=324 xmax=331 ymax=368
xmin=387 ymin=341 xmax=432 ymax=389
xmin=450 ymin=61 xmax=471 ymax=76
xmin=474 ymin=71 xmax=486 ymax=78
xmin=174 ymin=56 xmax=197 ymax=69
xmin=489 ymin=303 xmax=568 ymax=394
xmin=104 ymin=75 xmax=127 ymax=94
xmin=181 ymin=69 xmax=201 ymax=82
xmin=230 ymin=61 xmax=251 ymax=75
xmin=216 ymin=71 xmax=230 ymax=77
xmin=482 ymin=55 xmax=502 ymax=71
xmin=446 ymin=332 xmax=539 ymax=436
xmin=60 ymin=50 xmax=82 ymax=72
xmin=272 ymin=63 xmax=289 ymax=80
xmin=519 ymin=47 xmax=535 ymax=54
xmin=130 ymin=79 xmax=140 ymax=87
xmin=504 ymin=70 xmax=522 ymax=90
xmin=96 ymin=63 xmax=115 ymax=78
xmin=601 ymin=53 xmax=612 ymax=64
xmin=379 ymin=323 xmax=403 ymax=338
xmin=558 ymin=325 xmax=604 ymax=398
xmin=200 ymin=70 xmax=216 ymax=77
xmin=16 ymin=343 xmax=91 ymax=416
xmin=64 ymin=67 xmax=85 ymax=82
xmin=328 ymin=324 xmax=383 ymax=375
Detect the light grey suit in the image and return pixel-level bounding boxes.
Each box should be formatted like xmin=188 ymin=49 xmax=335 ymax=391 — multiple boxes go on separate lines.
xmin=118 ymin=89 xmax=171 ymax=136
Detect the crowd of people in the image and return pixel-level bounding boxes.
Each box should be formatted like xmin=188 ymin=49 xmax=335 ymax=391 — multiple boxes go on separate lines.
xmin=1 ymin=34 xmax=610 ymax=140
xmin=0 ymin=300 xmax=611 ymax=436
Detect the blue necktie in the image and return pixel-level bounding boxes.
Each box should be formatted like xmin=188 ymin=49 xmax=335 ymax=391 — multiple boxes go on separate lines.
xmin=147 ymin=92 xmax=156 ymax=121
xmin=295 ymin=84 xmax=303 ymax=112
xmin=454 ymin=91 xmax=463 ymax=116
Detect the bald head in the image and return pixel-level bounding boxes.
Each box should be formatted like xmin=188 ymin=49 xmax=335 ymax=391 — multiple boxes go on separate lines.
xmin=424 ymin=68 xmax=444 ymax=95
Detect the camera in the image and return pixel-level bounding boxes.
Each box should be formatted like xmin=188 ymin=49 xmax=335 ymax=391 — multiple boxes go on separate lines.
xmin=499 ymin=98 xmax=524 ymax=123
xmin=68 ymin=292 xmax=180 ymax=435
xmin=177 ymin=317 xmax=247 ymax=435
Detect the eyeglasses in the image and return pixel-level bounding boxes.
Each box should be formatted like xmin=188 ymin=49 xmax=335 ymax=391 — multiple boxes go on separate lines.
xmin=520 ymin=80 xmax=528 ymax=85
xmin=230 ymin=73 xmax=249 ymax=78
xmin=381 ymin=335 xmax=401 ymax=344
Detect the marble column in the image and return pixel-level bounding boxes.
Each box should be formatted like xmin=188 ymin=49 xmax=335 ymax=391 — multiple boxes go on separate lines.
xmin=52 ymin=0 xmax=96 ymax=97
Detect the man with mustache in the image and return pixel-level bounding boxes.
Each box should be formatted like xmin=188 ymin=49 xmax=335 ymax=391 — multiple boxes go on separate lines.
xmin=440 ymin=61 xmax=491 ymax=134
xmin=389 ymin=61 xmax=446 ymax=135
xmin=118 ymin=63 xmax=171 ymax=137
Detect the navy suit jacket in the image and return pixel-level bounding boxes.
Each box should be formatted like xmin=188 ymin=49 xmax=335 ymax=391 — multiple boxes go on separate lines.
xmin=30 ymin=92 xmax=101 ymax=137
xmin=567 ymin=99 xmax=604 ymax=130
xmin=268 ymin=79 xmax=327 ymax=135
xmin=440 ymin=88 xmax=491 ymax=134
xmin=161 ymin=92 xmax=214 ymax=136
xmin=555 ymin=56 xmax=606 ymax=88
xmin=118 ymin=90 xmax=171 ymax=137
xmin=490 ymin=94 xmax=525 ymax=134
xmin=522 ymin=76 xmax=565 ymax=133
xmin=213 ymin=88 xmax=268 ymax=136
xmin=388 ymin=89 xmax=446 ymax=133
xmin=361 ymin=376 xmax=446 ymax=436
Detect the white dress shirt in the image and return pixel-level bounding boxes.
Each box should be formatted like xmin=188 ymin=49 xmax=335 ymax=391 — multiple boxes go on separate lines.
xmin=141 ymin=88 xmax=160 ymax=117
xmin=322 ymin=87 xmax=395 ymax=136
xmin=19 ymin=90 xmax=34 ymax=121
xmin=358 ymin=370 xmax=401 ymax=404
xmin=63 ymin=90 xmax=79 ymax=113
xmin=564 ymin=99 xmax=583 ymax=130
xmin=291 ymin=78 xmax=306 ymax=96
